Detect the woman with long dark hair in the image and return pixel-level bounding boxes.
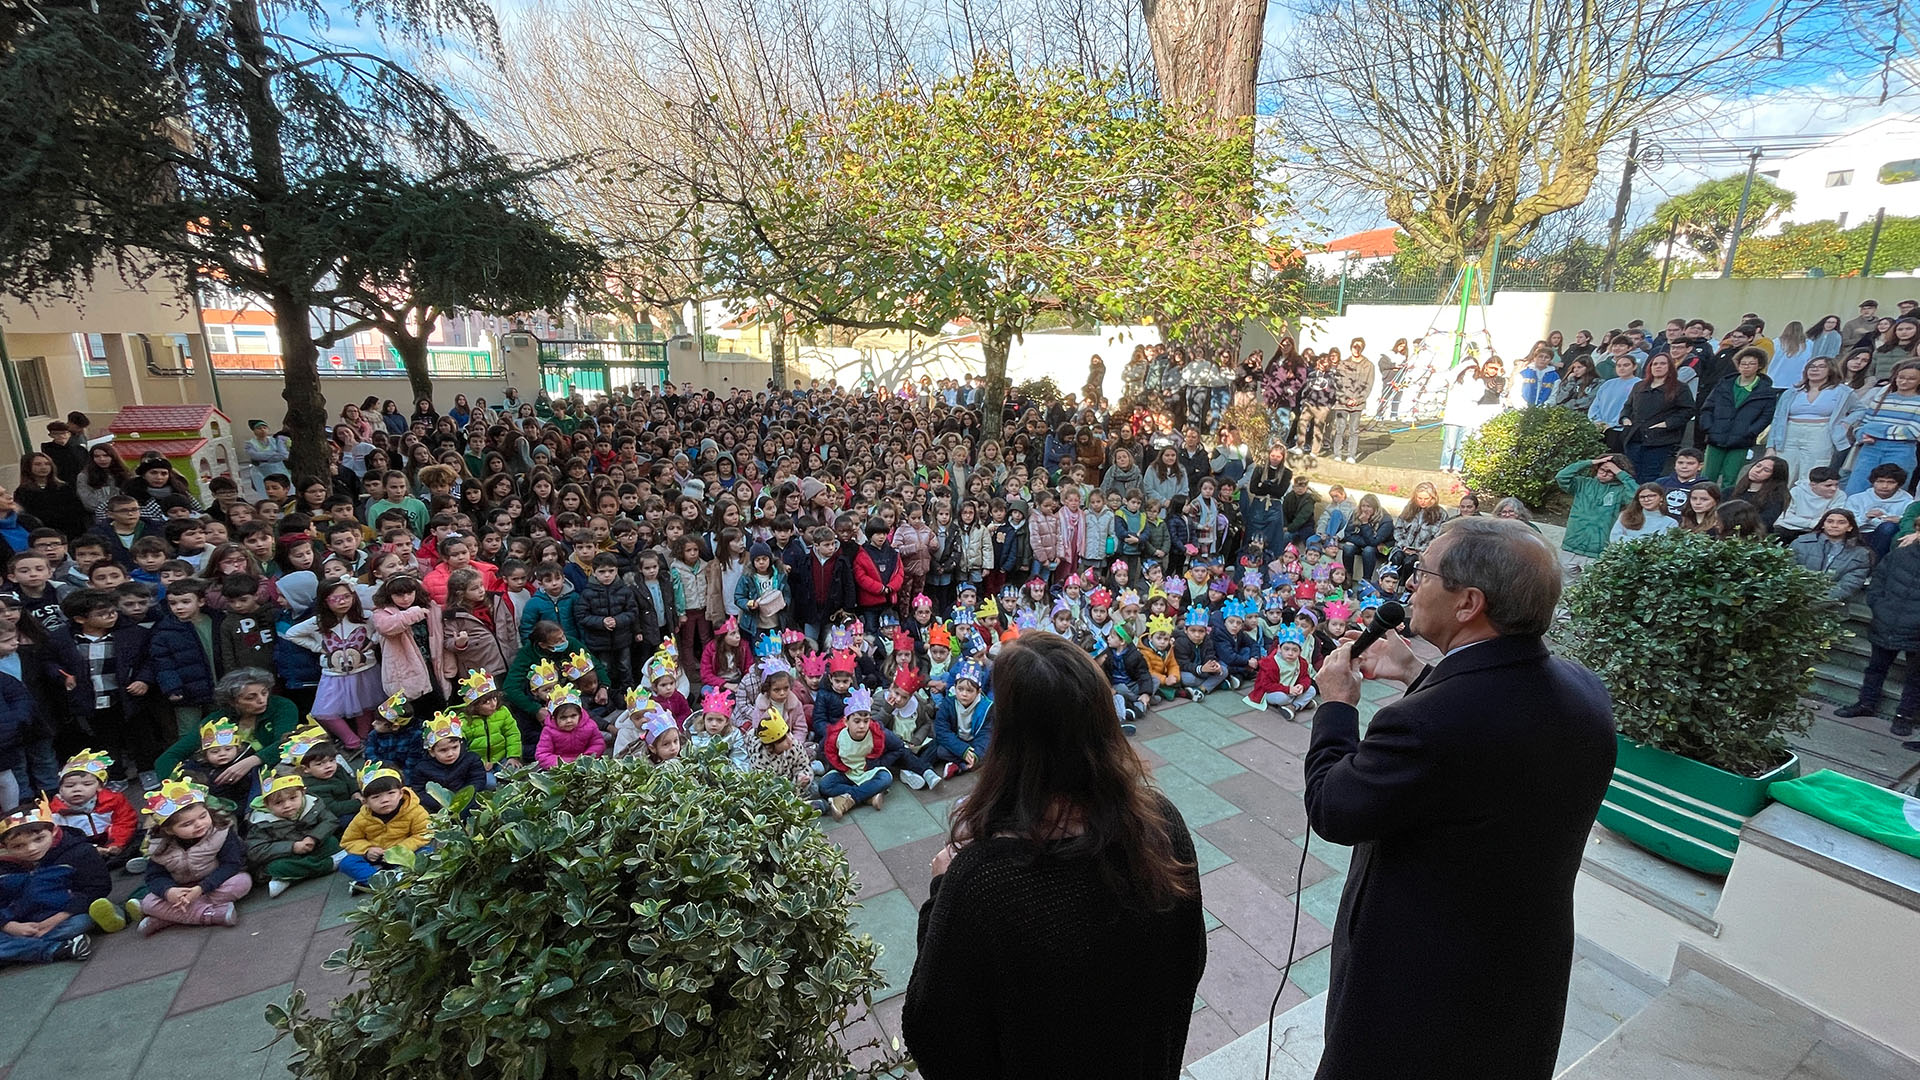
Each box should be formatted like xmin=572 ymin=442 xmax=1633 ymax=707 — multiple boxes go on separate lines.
xmin=1619 ymin=353 xmax=1695 ymax=482
xmin=903 ymin=634 xmax=1204 ymax=1079
xmin=15 ymin=451 xmax=90 ymax=538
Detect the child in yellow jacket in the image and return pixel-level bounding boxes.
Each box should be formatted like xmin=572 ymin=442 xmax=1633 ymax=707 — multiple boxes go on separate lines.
xmin=1140 ymin=616 xmax=1182 ymax=701
xmin=338 ymin=763 xmax=432 ymax=889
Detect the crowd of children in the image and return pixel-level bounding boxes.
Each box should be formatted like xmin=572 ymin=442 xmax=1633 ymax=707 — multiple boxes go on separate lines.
xmin=0 ymin=381 xmax=1415 ymax=967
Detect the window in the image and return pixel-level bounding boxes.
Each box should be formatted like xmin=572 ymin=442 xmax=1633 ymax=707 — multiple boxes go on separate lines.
xmin=73 ymin=332 xmax=110 ymax=377
xmin=1826 ymin=169 xmax=1854 ymax=187
xmin=1879 ymin=159 xmax=1920 ymax=185
xmin=1838 ymin=211 xmax=1850 ymax=228
xmin=204 ymin=324 xmax=233 ymax=353
xmin=15 ymin=356 xmax=54 ymax=417
xmin=232 ymin=328 xmax=270 ymax=352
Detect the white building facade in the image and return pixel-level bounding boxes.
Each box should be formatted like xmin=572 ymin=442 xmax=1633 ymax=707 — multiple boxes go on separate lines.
xmin=1758 ymin=114 xmax=1920 ymax=229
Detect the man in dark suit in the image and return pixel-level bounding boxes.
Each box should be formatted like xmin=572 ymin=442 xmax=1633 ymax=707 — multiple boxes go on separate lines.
xmin=1305 ymin=517 xmax=1616 ymax=1079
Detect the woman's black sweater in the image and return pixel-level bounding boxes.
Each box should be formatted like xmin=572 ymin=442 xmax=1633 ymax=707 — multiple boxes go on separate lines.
xmin=901 ymin=799 xmax=1206 ymax=1079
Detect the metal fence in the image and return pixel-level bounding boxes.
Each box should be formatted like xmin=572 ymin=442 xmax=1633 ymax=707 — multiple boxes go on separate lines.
xmin=211 ymin=346 xmax=502 ymax=378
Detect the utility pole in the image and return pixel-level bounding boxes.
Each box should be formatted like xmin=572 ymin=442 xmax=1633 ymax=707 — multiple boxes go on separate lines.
xmin=1600 ymin=129 xmax=1640 ymax=292
xmin=1722 ymin=148 xmax=1763 ymax=278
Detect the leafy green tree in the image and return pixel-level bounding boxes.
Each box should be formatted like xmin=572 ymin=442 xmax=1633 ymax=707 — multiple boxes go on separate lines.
xmin=711 ymin=62 xmax=1302 ymax=439
xmin=0 ymin=0 xmax=596 ymax=476
xmin=1627 ymin=174 xmax=1796 ymax=265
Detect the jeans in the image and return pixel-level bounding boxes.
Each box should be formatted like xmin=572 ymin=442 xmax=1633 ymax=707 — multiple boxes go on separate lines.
xmin=338 ymin=845 xmax=434 ymax=884
xmin=141 ymin=873 xmax=253 ymax=926
xmin=1856 ymin=645 xmax=1920 ymax=718
xmin=874 ymin=731 xmax=933 ymax=778
xmin=818 ymin=767 xmax=893 ymax=804
xmin=1330 ymin=409 xmax=1362 ymax=458
xmin=1343 ymin=541 xmax=1387 ymax=581
xmin=1440 ymin=425 xmax=1469 ymax=471
xmin=17 ymin=736 xmax=61 ymax=798
xmin=0 ymin=913 xmax=94 ymax=966
xmin=1182 ymin=670 xmax=1227 ymax=695
xmin=1260 ymin=687 xmax=1318 ymax=709
xmin=1298 ymin=406 xmax=1331 ymax=453
xmin=1846 ymin=440 xmax=1919 ymax=494
xmin=0 ymin=769 xmax=15 ymax=812
xmin=1625 ymin=443 xmax=1675 ymax=487
xmin=1865 ymin=520 xmax=1899 ymax=560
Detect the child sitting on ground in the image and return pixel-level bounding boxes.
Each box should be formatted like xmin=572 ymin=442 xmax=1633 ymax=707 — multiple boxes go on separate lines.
xmin=1139 ymin=615 xmax=1182 ymax=701
xmin=1174 ymin=607 xmax=1227 ymax=703
xmin=135 ymin=779 xmax=252 ymax=934
xmin=819 ymin=688 xmax=894 ymax=819
xmin=642 ymin=714 xmax=683 ymax=767
xmin=534 ymin=684 xmax=606 ymax=767
xmin=50 ymin=749 xmax=141 ymax=871
xmin=1245 ymin=627 xmax=1317 ymax=720
xmin=0 ymin=800 xmax=118 ymax=964
xmin=339 ymin=763 xmax=432 ymax=890
xmin=931 ymin=661 xmax=995 ymax=777
xmin=454 ymin=670 xmax=522 ymax=773
xmin=686 ymin=688 xmax=750 ymax=769
xmin=411 ymin=712 xmax=489 ymax=810
xmin=748 ymin=707 xmax=826 ymax=814
xmin=245 ymin=771 xmax=341 ymax=897
xmin=175 ymin=719 xmax=261 ymax=814
xmin=283 ymin=728 xmax=362 ymax=830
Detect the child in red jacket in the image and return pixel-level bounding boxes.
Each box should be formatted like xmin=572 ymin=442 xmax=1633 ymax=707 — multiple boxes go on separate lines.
xmin=1244 ymin=627 xmax=1317 ymax=721
xmin=50 ymin=750 xmax=142 ymax=870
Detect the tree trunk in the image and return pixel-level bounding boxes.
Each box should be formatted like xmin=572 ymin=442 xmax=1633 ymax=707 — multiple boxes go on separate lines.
xmin=276 ymin=292 xmax=332 ymax=481
xmin=1142 ymin=0 xmax=1267 ymax=129
xmin=391 ymin=327 xmax=435 ymax=404
xmin=769 ymin=314 xmax=788 ymax=393
xmin=981 ymin=321 xmax=1014 ymax=444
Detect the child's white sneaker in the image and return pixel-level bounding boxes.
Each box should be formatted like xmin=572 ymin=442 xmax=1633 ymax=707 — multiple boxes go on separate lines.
xmin=268 ymin=879 xmax=291 ymax=898
xmin=921 ymin=769 xmax=941 ymax=790
xmin=903 ymin=770 xmax=927 ymax=790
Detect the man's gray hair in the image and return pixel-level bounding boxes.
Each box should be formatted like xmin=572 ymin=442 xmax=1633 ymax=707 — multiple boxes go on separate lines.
xmin=1433 ymin=517 xmax=1561 ymax=636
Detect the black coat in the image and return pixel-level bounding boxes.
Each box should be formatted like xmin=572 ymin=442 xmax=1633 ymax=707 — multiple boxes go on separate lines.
xmin=1865 ymin=538 xmax=1920 ymax=651
xmin=1304 ymin=635 xmax=1616 ymax=1079
xmin=1620 ymin=381 xmax=1695 ymax=449
xmin=1698 ymin=374 xmax=1780 ymax=450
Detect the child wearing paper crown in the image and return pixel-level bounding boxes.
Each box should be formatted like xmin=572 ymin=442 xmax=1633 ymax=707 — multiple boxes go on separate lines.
xmin=1139 ymin=615 xmax=1182 ymax=700
xmin=338 ymin=762 xmax=432 ymax=888
xmin=818 ymin=687 xmax=894 ymax=819
xmin=50 ymin=749 xmax=141 ymax=870
xmin=363 ymin=692 xmax=426 ymax=781
xmin=175 ymin=718 xmax=261 ymax=815
xmin=641 ymin=714 xmax=683 ymax=766
xmin=0 ymin=800 xmax=117 ymax=964
xmin=411 ymin=712 xmax=490 ymax=810
xmin=135 ymin=778 xmax=252 ymax=934
xmin=246 ymin=772 xmax=341 ymax=897
xmin=534 ymin=683 xmax=606 ymax=768
xmin=1245 ymin=627 xmax=1317 ymax=720
xmin=748 ymin=707 xmax=826 ymax=814
xmin=639 ymin=646 xmax=691 ymax=729
xmin=455 ymin=670 xmax=522 ymax=771
xmin=282 ymin=728 xmax=362 ymax=831
xmin=1174 ymin=606 xmax=1228 ymax=703
xmin=700 ymin=615 xmax=753 ymax=691
xmin=810 ymin=650 xmax=858 ymax=744
xmin=930 ymin=661 xmax=995 ymax=778
xmin=611 ymin=688 xmax=673 ymax=758
xmin=686 ymin=688 xmax=750 ymax=769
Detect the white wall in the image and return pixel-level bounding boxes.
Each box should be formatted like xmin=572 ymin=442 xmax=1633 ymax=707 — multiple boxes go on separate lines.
xmin=796 ymin=324 xmax=1162 ymax=403
xmin=1763 ymin=115 xmax=1920 ymax=232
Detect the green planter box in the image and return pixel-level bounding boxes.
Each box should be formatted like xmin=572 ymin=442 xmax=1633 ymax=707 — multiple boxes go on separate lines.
xmin=1596 ymin=735 xmax=1799 ymax=876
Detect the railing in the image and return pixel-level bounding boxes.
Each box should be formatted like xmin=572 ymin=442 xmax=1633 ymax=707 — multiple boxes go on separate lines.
xmin=211 ymin=347 xmax=502 ymax=378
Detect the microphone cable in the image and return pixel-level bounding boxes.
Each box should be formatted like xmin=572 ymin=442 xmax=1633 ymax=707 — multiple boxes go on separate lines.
xmin=1262 ymin=829 xmax=1311 ymax=1080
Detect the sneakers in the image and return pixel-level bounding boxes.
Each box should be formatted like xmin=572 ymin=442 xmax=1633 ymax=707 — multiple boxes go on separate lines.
xmin=124 ymin=856 xmax=147 ymax=874
xmin=921 ymin=769 xmax=941 ymax=790
xmin=331 ymin=849 xmax=348 ymax=868
xmin=868 ymin=792 xmax=885 ymax=811
xmin=88 ymin=897 xmax=127 ymax=934
xmin=138 ymin=770 xmax=160 ymax=792
xmin=1893 ymin=716 xmax=1917 ymax=738
xmin=941 ymin=762 xmax=962 ymax=779
xmin=1226 ymin=676 xmax=1244 ymax=690
xmin=136 ymin=917 xmax=161 ymax=937
xmin=52 ymin=934 xmax=93 ymax=962
xmin=1190 ymin=689 xmax=1206 ymax=704
xmin=827 ymin=794 xmax=855 ymax=820
xmin=124 ymin=898 xmax=145 ymax=927
xmin=1277 ymin=705 xmax=1297 ymax=722
xmin=1834 ymin=701 xmax=1878 ymax=718
xmin=268 ymin=879 xmax=292 ymax=898
xmin=1241 ymin=695 xmax=1263 ymax=711
xmin=200 ymin=903 xmax=237 ymax=927
xmin=903 ymin=770 xmax=927 ymax=791
xmin=810 ymin=760 xmax=827 ymax=777
xmin=1120 ymin=722 xmax=1137 ymax=737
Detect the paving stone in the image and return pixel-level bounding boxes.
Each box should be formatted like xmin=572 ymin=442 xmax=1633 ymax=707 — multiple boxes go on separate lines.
xmin=1202 ymin=907 xmax=1222 ymax=932
xmin=1295 ymin=873 xmax=1348 ymax=932
xmin=1133 ymin=742 xmax=1169 ymax=770
xmin=292 ymin=922 xmax=361 ymax=1015
xmin=1151 ymin=764 xmax=1241 ymax=828
xmin=1240 ymin=714 xmax=1312 ymax=755
xmin=0 ymin=958 xmax=80 ymax=1068
xmin=1146 ymin=730 xmax=1248 ymax=785
xmin=1129 ymin=709 xmax=1182 ymax=741
xmin=876 ymin=833 xmax=948 ymax=909
xmin=13 ymin=970 xmax=186 ymax=1080
xmin=141 ymin=981 xmax=294 ymax=1078
xmin=828 ymin=821 xmax=898 ymax=902
xmin=1189 ymin=830 xmax=1233 ymax=875
xmin=851 ymin=888 xmax=922 ymax=1002
xmin=61 ymin=913 xmax=206 ymax=1001
xmin=1166 ymin=706 xmax=1259 ymax=749
xmin=1286 ymin=945 xmax=1334 ymax=998
xmin=1222 ymin=736 xmax=1309 ymax=793
xmin=1196 ymin=927 xmax=1305 ymax=1035
xmin=854 ymin=790 xmax=944 ymax=853
xmin=171 ymin=894 xmax=328 ymax=1015
xmin=1200 ymin=863 xmax=1332 ymax=971
xmin=314 ymin=871 xmax=366 ymax=932
xmin=1197 ymin=814 xmax=1333 ymax=895
xmin=1182 ymin=1005 xmax=1241 ymax=1065
xmin=1209 ymin=771 xmax=1311 ymax=839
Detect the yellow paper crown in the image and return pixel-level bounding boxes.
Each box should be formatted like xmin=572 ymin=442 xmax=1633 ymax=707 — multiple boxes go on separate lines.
xmin=1145 ymin=614 xmax=1174 ymax=637
xmin=624 ymin=684 xmax=647 ymax=711
xmin=548 ymin=683 xmax=583 ymax=712
xmin=199 ymin=718 xmax=243 ymax=750
xmin=528 ymin=658 xmax=560 ymax=691
xmin=0 ymin=796 xmax=57 ymax=836
xmin=756 ymin=705 xmax=789 ymax=745
xmin=60 ymin=748 xmax=114 ymax=781
xmin=145 ymin=778 xmax=208 ymax=823
xmin=281 ymin=725 xmax=329 ymax=764
xmin=561 ymin=649 xmax=595 ymax=682
xmin=459 ymin=668 xmax=498 ymax=702
xmin=976 ymin=596 xmax=1000 ymax=619
xmin=424 ymin=711 xmax=464 ymax=747
xmin=377 ymin=691 xmax=412 ymax=725
xmin=357 ymin=761 xmax=403 ymax=788
xmin=261 ymin=772 xmax=307 ymax=799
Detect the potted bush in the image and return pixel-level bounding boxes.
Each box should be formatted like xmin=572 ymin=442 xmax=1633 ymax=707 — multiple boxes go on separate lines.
xmin=1461 ymin=406 xmax=1606 ymax=509
xmin=269 ymin=750 xmax=897 ymax=1079
xmin=1559 ymin=529 xmax=1843 ymax=874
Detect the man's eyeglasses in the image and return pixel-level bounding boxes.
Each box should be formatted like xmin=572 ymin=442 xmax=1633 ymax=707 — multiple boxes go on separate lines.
xmin=1405 ymin=563 xmax=1446 ymax=589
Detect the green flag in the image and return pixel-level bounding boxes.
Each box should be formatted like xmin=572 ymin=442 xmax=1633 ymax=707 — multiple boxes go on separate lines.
xmin=1768 ymin=769 xmax=1920 ymax=859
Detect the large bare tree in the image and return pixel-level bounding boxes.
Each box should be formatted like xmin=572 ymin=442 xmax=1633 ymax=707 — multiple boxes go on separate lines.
xmin=1274 ymin=0 xmax=1804 ymax=266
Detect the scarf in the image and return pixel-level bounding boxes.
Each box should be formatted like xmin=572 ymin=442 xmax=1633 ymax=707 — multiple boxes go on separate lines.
xmin=835 ymin=722 xmax=880 ymax=784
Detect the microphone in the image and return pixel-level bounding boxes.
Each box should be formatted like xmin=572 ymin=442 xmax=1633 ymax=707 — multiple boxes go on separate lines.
xmin=1348 ymin=601 xmax=1406 ymax=661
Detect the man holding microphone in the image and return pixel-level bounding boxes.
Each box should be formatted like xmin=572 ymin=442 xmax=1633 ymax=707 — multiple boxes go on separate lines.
xmin=1305 ymin=517 xmax=1617 ymax=1079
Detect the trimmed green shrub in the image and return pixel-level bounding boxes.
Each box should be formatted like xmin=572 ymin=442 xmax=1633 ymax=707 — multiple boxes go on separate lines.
xmin=1557 ymin=529 xmax=1843 ymax=776
xmin=269 ymin=750 xmax=893 ymax=1079
xmin=1460 ymin=406 xmax=1606 ymax=508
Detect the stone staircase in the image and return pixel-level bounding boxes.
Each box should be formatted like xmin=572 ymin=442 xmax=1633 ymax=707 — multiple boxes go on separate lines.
xmin=1811 ymin=603 xmax=1905 ymax=713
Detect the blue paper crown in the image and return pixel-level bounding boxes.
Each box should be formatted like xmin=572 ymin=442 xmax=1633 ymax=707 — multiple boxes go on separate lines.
xmin=1183 ymin=606 xmax=1210 ymax=627
xmin=1274 ymin=626 xmax=1307 ymax=647
xmin=951 ymin=661 xmax=986 ymax=687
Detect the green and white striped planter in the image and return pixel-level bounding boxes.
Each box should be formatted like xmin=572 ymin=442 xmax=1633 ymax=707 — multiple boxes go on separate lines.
xmin=1597 ymin=735 xmax=1799 ymax=876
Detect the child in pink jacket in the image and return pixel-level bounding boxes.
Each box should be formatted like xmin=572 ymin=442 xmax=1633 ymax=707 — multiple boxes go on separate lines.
xmin=533 ymin=685 xmax=606 ymax=768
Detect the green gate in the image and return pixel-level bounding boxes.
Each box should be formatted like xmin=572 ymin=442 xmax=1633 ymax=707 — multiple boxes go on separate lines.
xmin=535 ymin=337 xmax=670 ymax=400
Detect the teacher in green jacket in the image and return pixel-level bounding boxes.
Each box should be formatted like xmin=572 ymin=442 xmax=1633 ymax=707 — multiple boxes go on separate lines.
xmin=154 ymin=668 xmax=302 ymax=783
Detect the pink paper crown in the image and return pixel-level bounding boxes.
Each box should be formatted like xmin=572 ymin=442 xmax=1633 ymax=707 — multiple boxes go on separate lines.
xmin=798 ymin=652 xmax=829 ymax=678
